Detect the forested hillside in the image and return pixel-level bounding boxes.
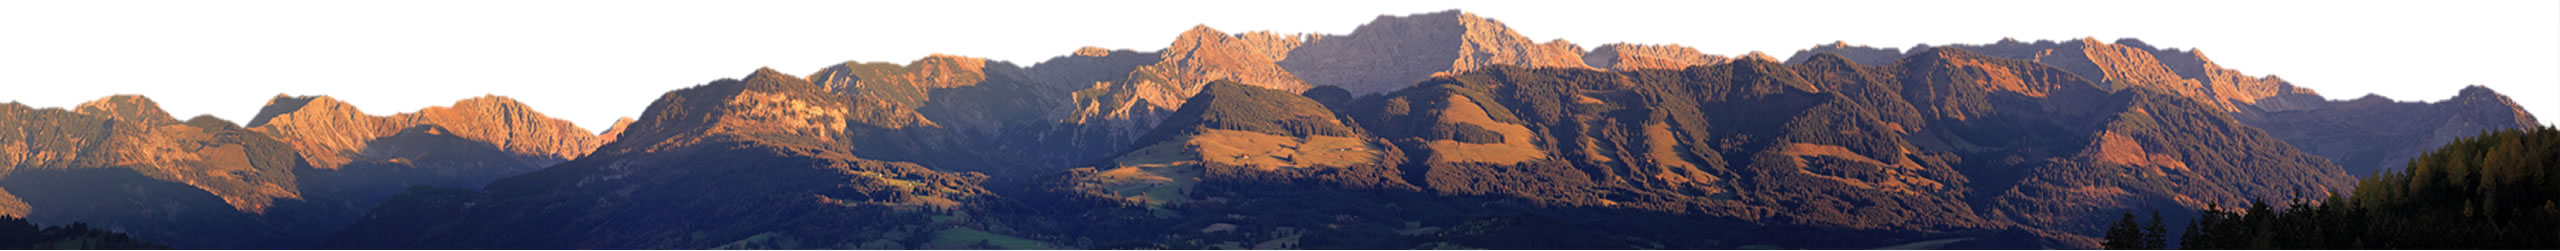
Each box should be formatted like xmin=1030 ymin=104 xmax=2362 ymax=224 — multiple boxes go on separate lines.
xmin=2159 ymin=126 xmax=2559 ymax=249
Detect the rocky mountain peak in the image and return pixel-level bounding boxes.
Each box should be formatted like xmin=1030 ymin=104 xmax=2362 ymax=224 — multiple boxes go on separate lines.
xmin=745 ymin=67 xmax=800 ymax=83
xmin=409 ymin=95 xmax=604 ymax=162
xmin=74 ymin=95 xmax=178 ymax=126
xmin=245 ymin=94 xmax=361 ymax=128
xmin=1584 ymin=43 xmax=1729 ymax=71
xmin=2456 ymin=85 xmax=2506 ymax=100
xmin=1279 ymin=9 xmax=1588 ymax=95
xmin=1233 ymin=31 xmax=1309 ymax=61
xmin=2449 ymin=85 xmax=2542 ymax=125
xmin=1738 ymin=51 xmax=1780 ymax=63
xmin=245 ymin=94 xmax=601 ymax=170
xmin=1121 ymin=24 xmax=1310 ymax=112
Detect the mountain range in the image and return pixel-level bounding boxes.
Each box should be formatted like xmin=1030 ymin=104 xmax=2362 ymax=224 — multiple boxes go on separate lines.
xmin=0 ymin=10 xmax=2540 ymax=249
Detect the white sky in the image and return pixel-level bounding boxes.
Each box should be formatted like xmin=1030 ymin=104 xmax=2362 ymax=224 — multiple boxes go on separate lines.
xmin=2 ymin=0 xmax=2553 ymax=130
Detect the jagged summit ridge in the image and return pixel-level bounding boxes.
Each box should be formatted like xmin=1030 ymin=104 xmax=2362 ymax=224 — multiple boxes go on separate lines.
xmin=247 ymin=94 xmax=604 ymax=170
xmin=1126 ymin=25 xmax=1311 ymax=109
xmin=1912 ymin=37 xmax=2307 ymax=112
xmin=1278 ymin=9 xmax=1590 ymax=95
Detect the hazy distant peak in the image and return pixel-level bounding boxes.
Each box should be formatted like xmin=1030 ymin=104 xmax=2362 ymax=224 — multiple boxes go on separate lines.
xmin=1785 ymin=41 xmax=1904 ymax=66
xmin=1738 ymin=51 xmax=1779 ymax=62
xmin=1585 ymin=43 xmax=1729 ymax=71
xmin=1367 ymin=9 xmax=1469 ymax=26
xmin=2457 ymin=85 xmax=2504 ymax=98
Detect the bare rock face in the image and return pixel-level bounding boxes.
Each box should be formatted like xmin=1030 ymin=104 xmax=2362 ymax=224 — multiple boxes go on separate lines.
xmin=246 ymin=94 xmax=603 ymax=171
xmin=244 ymin=95 xmax=382 ymax=170
xmin=1233 ymin=30 xmax=1308 ymax=61
xmin=1584 ymin=43 xmax=1730 ymax=71
xmin=1783 ymin=41 xmax=1905 ymax=66
xmin=1279 ymin=10 xmax=1590 ymax=95
xmin=1037 ymin=25 xmax=1318 ymax=127
xmin=1049 ymin=26 xmax=1320 ymax=121
xmin=0 ymin=188 xmax=23 ymax=217
xmin=1024 ymin=26 xmax=1325 ymax=167
xmin=1125 ymin=25 xmax=1313 ymax=111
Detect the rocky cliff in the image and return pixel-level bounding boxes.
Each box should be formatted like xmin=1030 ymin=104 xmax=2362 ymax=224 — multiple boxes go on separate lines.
xmin=1279 ymin=10 xmax=1590 ymax=95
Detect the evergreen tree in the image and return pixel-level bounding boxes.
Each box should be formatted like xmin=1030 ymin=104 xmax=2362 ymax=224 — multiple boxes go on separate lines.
xmin=2143 ymin=211 xmax=2168 ymax=249
xmin=2103 ymin=212 xmax=2144 ymax=249
xmin=2178 ymin=219 xmax=2204 ymax=249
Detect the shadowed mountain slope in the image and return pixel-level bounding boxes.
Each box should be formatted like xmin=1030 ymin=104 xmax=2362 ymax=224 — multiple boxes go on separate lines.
xmin=1808 ymin=37 xmax=2545 ymax=177
xmin=325 ymin=69 xmax=1016 ymax=249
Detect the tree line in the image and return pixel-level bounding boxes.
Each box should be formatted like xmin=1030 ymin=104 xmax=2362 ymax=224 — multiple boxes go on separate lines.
xmin=1 ymin=216 xmax=169 ymax=249
xmin=2104 ymin=126 xmax=2560 ymax=249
